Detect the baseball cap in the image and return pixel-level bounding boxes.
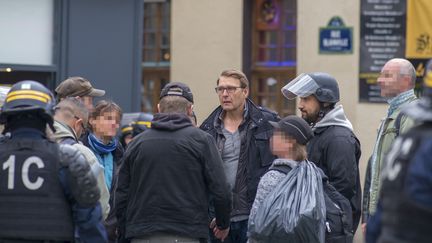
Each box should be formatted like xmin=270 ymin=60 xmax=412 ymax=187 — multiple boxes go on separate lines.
xmin=55 ymin=77 xmax=105 ymax=99
xmin=160 ymin=82 xmax=194 ymax=103
xmin=269 ymin=115 xmax=313 ymax=145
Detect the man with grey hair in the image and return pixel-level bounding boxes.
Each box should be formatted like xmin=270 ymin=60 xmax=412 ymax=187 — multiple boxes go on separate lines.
xmin=362 ymin=58 xmax=418 ymax=234
xmin=52 ymin=97 xmax=110 ymax=220
xmin=116 ymin=82 xmax=232 ymax=243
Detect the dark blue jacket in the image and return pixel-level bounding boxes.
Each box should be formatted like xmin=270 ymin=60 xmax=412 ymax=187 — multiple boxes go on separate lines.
xmin=367 ymin=126 xmax=432 ymax=243
xmin=8 ymin=128 xmax=107 ymax=243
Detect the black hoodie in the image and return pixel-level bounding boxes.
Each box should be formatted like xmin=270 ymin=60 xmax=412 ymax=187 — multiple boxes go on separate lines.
xmin=115 ymin=113 xmax=232 ymax=240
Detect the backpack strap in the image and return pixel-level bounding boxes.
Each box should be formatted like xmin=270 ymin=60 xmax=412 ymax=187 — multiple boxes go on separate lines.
xmin=395 ymin=112 xmax=404 ymax=137
xmin=269 ymin=164 xmax=291 ymax=174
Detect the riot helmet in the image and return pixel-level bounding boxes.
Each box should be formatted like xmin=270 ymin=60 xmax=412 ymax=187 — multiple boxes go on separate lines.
xmin=119 ymin=123 xmax=134 ymax=148
xmin=0 ymin=80 xmax=56 ymax=126
xmin=132 ymin=112 xmax=153 ymax=137
xmin=282 ymin=72 xmax=340 ymax=103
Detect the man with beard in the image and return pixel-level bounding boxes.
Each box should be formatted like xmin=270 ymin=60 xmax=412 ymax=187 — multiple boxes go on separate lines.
xmin=281 ymin=72 xmax=362 ymax=233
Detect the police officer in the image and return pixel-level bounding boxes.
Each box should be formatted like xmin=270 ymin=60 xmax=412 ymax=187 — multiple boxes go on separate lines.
xmin=131 ymin=112 xmax=153 ymax=137
xmin=282 ymin=72 xmax=362 ymax=232
xmin=0 ymin=81 xmax=107 ymax=243
xmin=367 ymin=60 xmax=432 ymax=243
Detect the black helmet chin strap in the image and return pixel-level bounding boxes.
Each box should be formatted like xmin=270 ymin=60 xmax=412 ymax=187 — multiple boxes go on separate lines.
xmin=317 ymin=102 xmax=334 ymax=121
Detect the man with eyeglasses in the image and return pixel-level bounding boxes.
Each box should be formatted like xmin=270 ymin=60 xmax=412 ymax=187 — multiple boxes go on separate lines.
xmin=52 ymin=97 xmax=111 ymax=222
xmin=201 ymin=69 xmax=279 ymax=243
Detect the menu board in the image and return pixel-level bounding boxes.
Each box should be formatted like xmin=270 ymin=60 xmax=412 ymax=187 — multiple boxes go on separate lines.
xmin=359 ymin=0 xmax=406 ymax=102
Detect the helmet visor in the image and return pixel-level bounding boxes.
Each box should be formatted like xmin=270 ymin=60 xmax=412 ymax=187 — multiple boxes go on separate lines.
xmin=0 ymin=86 xmax=10 ymax=107
xmin=281 ymin=73 xmax=320 ymax=100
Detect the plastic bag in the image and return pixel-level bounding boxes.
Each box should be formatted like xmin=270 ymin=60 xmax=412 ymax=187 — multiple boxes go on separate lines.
xmin=248 ymin=161 xmax=326 ymax=243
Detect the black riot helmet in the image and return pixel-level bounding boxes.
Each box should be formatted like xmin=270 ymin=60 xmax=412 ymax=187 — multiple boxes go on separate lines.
xmin=132 ymin=112 xmax=153 ymax=137
xmin=0 ymin=80 xmax=56 ymax=126
xmin=282 ymin=72 xmax=340 ymax=104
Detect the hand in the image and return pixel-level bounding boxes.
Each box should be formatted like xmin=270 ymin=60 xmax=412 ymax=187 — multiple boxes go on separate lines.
xmin=362 ymin=223 xmax=367 ymax=235
xmin=209 ymin=218 xmax=230 ymax=242
xmin=213 ymin=226 xmax=230 ymax=242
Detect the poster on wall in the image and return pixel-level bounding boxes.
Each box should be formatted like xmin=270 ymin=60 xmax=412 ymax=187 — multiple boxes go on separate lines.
xmin=359 ymin=0 xmax=432 ymax=102
xmin=359 ymin=0 xmax=406 ymax=102
xmin=405 ymin=0 xmax=432 ymax=94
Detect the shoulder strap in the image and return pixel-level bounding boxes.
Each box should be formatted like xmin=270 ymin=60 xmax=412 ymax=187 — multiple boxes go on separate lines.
xmin=395 ymin=112 xmax=404 ymax=137
xmin=269 ymin=164 xmax=291 ymax=174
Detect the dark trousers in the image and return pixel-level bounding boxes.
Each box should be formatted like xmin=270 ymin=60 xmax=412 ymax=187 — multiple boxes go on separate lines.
xmin=208 ymin=220 xmax=248 ymax=243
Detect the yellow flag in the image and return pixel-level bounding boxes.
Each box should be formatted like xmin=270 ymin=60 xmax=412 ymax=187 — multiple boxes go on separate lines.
xmin=406 ymin=0 xmax=432 ymax=58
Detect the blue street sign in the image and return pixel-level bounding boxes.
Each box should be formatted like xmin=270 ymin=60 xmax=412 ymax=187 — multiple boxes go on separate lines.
xmin=319 ymin=16 xmax=353 ymax=54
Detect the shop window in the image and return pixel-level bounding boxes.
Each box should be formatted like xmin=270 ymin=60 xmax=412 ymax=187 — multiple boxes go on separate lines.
xmin=142 ymin=0 xmax=170 ymax=113
xmin=0 ymin=0 xmax=57 ymax=89
xmin=250 ymin=0 xmax=297 ymax=116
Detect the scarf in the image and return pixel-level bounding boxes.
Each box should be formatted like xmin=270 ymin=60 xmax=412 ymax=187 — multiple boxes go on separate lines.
xmin=88 ymin=133 xmax=117 ymax=190
xmin=387 ymin=89 xmax=416 ymax=116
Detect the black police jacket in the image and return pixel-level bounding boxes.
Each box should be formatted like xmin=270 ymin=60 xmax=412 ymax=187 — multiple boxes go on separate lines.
xmin=379 ymin=123 xmax=432 ymax=243
xmin=115 ymin=113 xmax=232 ymax=240
xmin=200 ymin=98 xmax=279 ymax=216
xmin=307 ymin=124 xmax=362 ymax=232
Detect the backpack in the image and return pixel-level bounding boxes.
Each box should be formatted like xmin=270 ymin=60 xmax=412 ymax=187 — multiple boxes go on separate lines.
xmin=271 ymin=164 xmax=354 ymax=243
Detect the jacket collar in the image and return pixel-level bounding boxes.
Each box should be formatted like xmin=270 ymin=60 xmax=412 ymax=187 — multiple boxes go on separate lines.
xmin=205 ymin=98 xmax=268 ymax=131
xmin=53 ymin=120 xmax=79 ymax=142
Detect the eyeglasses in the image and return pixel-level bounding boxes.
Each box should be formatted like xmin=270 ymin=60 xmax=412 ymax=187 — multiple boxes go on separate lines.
xmin=214 ymin=86 xmax=243 ymax=94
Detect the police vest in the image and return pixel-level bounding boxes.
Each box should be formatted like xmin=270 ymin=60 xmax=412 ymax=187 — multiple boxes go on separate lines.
xmin=379 ymin=123 xmax=432 ymax=243
xmin=0 ymin=138 xmax=74 ymax=241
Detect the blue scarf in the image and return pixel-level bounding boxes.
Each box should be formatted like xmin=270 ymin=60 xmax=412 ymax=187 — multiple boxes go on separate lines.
xmin=87 ymin=133 xmax=117 ymax=190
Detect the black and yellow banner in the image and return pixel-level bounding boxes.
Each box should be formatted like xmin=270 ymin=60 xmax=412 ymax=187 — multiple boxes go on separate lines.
xmin=406 ymin=0 xmax=432 ymax=58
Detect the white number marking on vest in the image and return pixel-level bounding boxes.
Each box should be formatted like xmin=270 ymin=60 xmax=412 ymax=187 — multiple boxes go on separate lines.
xmin=2 ymin=155 xmax=15 ymax=189
xmin=2 ymin=155 xmax=45 ymax=190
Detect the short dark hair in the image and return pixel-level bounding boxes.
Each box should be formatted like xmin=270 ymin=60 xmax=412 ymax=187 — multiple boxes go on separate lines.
xmin=159 ymin=96 xmax=192 ymax=114
xmin=90 ymin=100 xmax=122 ymax=125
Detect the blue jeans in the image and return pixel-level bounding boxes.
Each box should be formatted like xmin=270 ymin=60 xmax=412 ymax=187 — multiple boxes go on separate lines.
xmin=209 ymin=220 xmax=248 ymax=243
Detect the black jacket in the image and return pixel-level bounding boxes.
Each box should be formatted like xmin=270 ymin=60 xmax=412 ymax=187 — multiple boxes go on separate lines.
xmin=362 ymin=157 xmax=372 ymax=224
xmin=115 ymin=113 xmax=232 ymax=240
xmin=308 ymin=124 xmax=362 ymax=232
xmin=200 ymin=99 xmax=279 ymax=216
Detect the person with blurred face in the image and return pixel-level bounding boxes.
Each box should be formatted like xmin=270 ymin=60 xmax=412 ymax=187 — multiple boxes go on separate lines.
xmin=363 ymin=58 xmax=418 ymax=236
xmin=201 ymin=69 xmax=279 ymax=243
xmin=52 ymin=97 xmax=111 ymax=220
xmin=248 ymin=116 xmax=314 ymax=242
xmin=83 ymin=100 xmax=124 ymax=242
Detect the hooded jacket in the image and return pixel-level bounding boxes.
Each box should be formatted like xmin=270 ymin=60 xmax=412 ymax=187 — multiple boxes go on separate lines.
xmin=115 ymin=113 xmax=232 ymax=240
xmin=308 ymin=105 xmax=362 ymax=231
xmin=53 ymin=120 xmax=110 ymax=220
